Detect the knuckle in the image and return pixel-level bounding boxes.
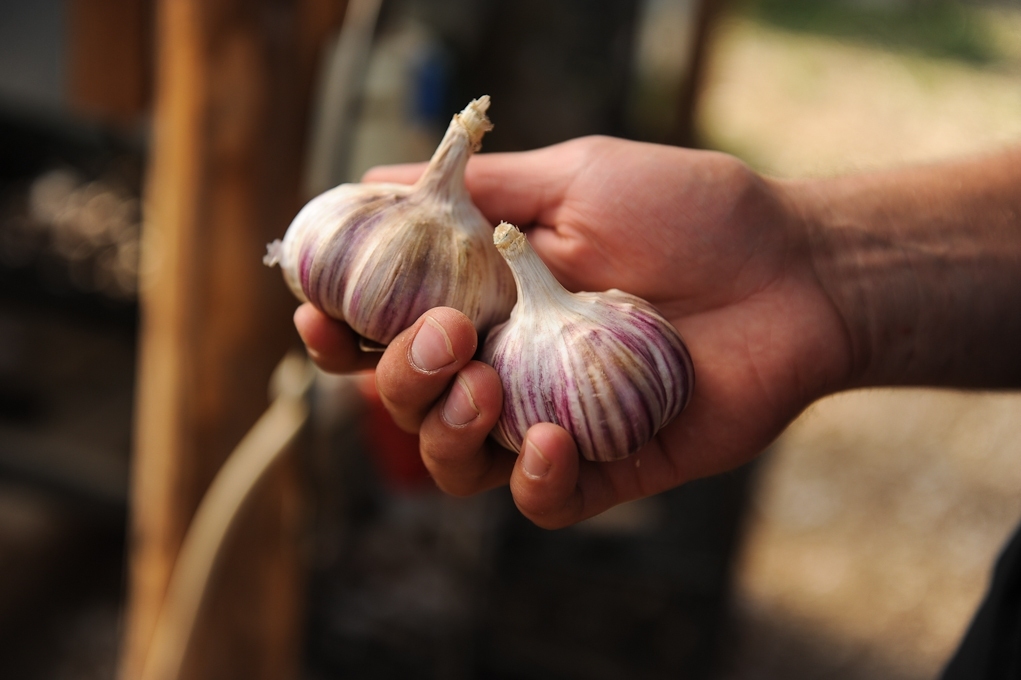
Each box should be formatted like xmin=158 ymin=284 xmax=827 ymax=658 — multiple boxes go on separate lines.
xmin=312 ymin=357 xmax=349 ymax=375
xmin=421 ymin=446 xmax=489 ymax=498
xmin=391 ymin=411 xmax=426 ymax=435
xmin=376 ymin=381 xmax=412 ymax=410
xmin=392 ymin=415 xmax=424 ymax=435
xmin=434 ymin=477 xmax=477 ymax=498
xmin=378 ymin=394 xmax=425 ymax=433
xmin=524 ymin=509 xmax=572 ymax=530
xmin=427 ymin=461 xmax=485 ymax=497
xmin=374 ymin=368 xmax=424 ymax=412
xmin=514 ymin=495 xmax=568 ymax=529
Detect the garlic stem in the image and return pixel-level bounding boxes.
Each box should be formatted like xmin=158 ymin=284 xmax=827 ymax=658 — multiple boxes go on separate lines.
xmin=483 ymin=222 xmax=694 ymax=462
xmin=414 ymin=96 xmax=493 ymax=200
xmin=267 ymin=96 xmax=514 ymax=345
xmin=493 ymin=222 xmax=571 ymax=313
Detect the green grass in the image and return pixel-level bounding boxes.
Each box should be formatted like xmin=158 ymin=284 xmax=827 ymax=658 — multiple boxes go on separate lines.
xmin=741 ymin=0 xmax=1000 ymax=64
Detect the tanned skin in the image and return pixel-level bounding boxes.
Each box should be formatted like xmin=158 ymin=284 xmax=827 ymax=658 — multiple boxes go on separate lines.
xmin=294 ymin=137 xmax=1021 ymax=529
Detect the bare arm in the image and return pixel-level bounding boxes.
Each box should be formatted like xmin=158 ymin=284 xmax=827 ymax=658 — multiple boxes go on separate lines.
xmin=793 ymin=147 xmax=1021 ymax=388
xmin=295 ymin=139 xmax=1021 ymax=527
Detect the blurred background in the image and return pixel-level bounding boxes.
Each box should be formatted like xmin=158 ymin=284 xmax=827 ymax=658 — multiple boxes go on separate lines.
xmin=0 ymin=0 xmax=1019 ymax=678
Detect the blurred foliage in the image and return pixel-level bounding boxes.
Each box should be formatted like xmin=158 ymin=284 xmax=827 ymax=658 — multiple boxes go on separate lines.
xmin=741 ymin=0 xmax=1000 ymax=63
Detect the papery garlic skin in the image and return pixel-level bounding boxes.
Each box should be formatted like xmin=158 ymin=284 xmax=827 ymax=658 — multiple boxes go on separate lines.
xmin=265 ymin=96 xmax=515 ymax=345
xmin=481 ymin=223 xmax=694 ymax=463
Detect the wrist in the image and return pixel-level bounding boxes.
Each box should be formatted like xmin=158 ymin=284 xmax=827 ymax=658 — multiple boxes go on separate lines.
xmin=762 ymin=176 xmax=860 ymax=395
xmin=783 ymin=174 xmax=885 ymax=388
xmin=785 ymin=151 xmax=1021 ymax=389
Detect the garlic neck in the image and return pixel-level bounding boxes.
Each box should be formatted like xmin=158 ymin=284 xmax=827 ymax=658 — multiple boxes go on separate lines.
xmin=493 ymin=222 xmax=572 ymax=315
xmin=414 ymin=96 xmax=492 ymax=201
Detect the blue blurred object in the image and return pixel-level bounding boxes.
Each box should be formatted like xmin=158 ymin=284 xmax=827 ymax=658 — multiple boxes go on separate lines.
xmin=410 ymin=44 xmax=451 ymax=126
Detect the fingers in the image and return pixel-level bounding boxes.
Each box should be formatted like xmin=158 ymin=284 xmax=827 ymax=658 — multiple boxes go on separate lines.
xmin=362 ymin=141 xmax=586 ymax=227
xmin=508 ymin=423 xmax=621 ymax=530
xmin=418 ymin=360 xmax=516 ymax=496
xmin=461 ymin=149 xmax=577 ymax=227
xmin=375 ymin=307 xmax=479 ymax=432
xmin=361 ymin=162 xmax=425 ymax=185
xmin=303 ymin=297 xmax=636 ymax=524
xmin=370 ymin=306 xmax=514 ymax=495
xmin=368 ymin=309 xmax=634 ymax=524
xmin=294 ymin=304 xmax=379 ymax=372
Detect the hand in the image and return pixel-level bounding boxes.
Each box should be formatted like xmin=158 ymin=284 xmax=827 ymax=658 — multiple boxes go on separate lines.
xmin=295 ymin=136 xmax=852 ymax=528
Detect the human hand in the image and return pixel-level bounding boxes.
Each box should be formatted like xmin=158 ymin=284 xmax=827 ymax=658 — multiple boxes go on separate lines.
xmin=295 ymin=136 xmax=852 ymax=527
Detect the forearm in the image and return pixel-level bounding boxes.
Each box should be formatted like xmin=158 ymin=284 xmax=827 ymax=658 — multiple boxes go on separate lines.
xmin=788 ymin=147 xmax=1021 ymax=389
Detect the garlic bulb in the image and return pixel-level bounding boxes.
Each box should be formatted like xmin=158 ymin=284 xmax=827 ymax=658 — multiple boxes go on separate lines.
xmin=265 ymin=96 xmax=515 ymax=346
xmin=481 ymin=223 xmax=694 ymax=463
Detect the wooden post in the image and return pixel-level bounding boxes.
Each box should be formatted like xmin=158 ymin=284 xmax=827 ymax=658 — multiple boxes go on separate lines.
xmin=67 ymin=0 xmax=154 ymax=127
xmin=121 ymin=1 xmax=346 ymax=679
xmin=671 ymin=0 xmax=728 ymax=148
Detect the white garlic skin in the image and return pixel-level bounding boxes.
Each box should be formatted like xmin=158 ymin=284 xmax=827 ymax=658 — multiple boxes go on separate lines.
xmin=481 ymin=223 xmax=694 ymax=463
xmin=265 ymin=96 xmax=515 ymax=345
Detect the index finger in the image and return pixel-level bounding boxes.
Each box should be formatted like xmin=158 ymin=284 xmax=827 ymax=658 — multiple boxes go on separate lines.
xmin=362 ymin=143 xmax=579 ymax=227
xmin=294 ymin=304 xmax=380 ymax=373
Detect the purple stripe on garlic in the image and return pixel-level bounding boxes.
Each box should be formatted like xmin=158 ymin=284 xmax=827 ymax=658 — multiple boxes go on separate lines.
xmin=264 ymin=96 xmax=515 ymax=345
xmin=481 ymin=223 xmax=694 ymax=463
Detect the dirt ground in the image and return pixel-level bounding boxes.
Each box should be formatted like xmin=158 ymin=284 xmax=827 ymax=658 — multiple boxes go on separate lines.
xmin=697 ymin=9 xmax=1021 ymax=679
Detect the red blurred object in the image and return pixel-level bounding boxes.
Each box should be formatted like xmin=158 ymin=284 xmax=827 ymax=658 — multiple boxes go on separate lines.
xmin=356 ymin=373 xmax=433 ymax=491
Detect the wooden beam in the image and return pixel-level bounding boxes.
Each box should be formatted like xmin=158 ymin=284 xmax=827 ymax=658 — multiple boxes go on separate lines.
xmin=121 ymin=1 xmax=346 ymax=679
xmin=67 ymin=0 xmax=154 ymax=126
xmin=671 ymin=0 xmax=728 ymax=148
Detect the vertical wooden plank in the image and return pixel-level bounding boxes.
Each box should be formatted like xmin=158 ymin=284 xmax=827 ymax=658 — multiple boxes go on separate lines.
xmin=67 ymin=0 xmax=153 ymax=126
xmin=121 ymin=1 xmax=346 ymax=679
xmin=671 ymin=0 xmax=728 ymax=148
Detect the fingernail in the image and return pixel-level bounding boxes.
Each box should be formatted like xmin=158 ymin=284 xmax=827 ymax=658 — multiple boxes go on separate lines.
xmin=442 ymin=376 xmax=480 ymax=426
xmin=521 ymin=440 xmax=551 ymax=480
xmin=411 ymin=316 xmax=455 ymax=371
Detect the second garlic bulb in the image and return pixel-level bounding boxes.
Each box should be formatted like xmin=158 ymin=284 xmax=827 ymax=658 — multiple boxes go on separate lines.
xmin=481 ymin=223 xmax=694 ymax=463
xmin=265 ymin=97 xmax=515 ymax=346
